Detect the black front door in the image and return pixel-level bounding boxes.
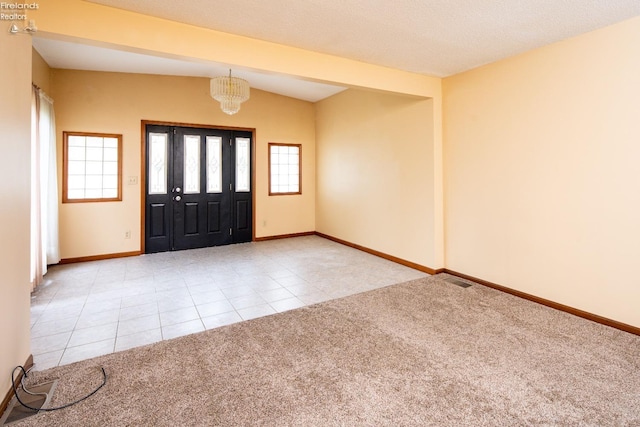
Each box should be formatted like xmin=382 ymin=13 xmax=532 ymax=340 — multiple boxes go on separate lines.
xmin=145 ymin=125 xmax=252 ymax=253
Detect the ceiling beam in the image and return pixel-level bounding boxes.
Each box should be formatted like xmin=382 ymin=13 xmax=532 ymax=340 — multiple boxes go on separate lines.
xmin=33 ymin=0 xmax=440 ymax=98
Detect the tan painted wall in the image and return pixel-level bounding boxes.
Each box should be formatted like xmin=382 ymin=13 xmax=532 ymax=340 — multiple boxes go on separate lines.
xmin=316 ymin=89 xmax=437 ymax=268
xmin=32 ymin=48 xmax=51 ymax=93
xmin=443 ymin=17 xmax=640 ymax=327
xmin=0 ymin=35 xmax=32 ymax=397
xmin=52 ymin=70 xmax=315 ymax=259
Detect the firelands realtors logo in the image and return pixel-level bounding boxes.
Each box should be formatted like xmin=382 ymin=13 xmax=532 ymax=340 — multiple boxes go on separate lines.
xmin=1 ymin=2 xmax=39 ymax=21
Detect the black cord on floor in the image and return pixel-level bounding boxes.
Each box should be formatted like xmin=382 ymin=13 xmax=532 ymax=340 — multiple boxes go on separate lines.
xmin=11 ymin=365 xmax=107 ymax=412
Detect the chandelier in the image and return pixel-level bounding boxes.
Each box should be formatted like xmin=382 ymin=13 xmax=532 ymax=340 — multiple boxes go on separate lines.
xmin=210 ymin=69 xmax=250 ymax=115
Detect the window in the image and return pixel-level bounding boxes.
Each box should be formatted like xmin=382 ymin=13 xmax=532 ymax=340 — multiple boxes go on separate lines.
xmin=269 ymin=143 xmax=301 ymax=195
xmin=236 ymin=137 xmax=251 ymax=192
xmin=148 ymin=132 xmax=168 ymax=195
xmin=63 ymin=132 xmax=122 ymax=203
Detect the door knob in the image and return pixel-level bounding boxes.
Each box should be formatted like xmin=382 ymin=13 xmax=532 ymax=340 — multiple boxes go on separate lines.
xmin=174 ymin=195 xmax=182 ymax=201
xmin=173 ymin=187 xmax=182 ymax=193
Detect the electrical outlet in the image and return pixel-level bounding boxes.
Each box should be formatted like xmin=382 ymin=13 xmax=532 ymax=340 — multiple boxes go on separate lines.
xmin=127 ymin=176 xmax=138 ymax=185
xmin=124 ymin=230 xmax=131 ymax=239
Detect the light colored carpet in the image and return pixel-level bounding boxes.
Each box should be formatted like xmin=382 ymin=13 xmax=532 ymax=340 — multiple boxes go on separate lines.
xmin=13 ymin=275 xmax=640 ymax=426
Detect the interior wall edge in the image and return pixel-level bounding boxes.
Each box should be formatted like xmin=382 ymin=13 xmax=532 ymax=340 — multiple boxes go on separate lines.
xmin=0 ymin=354 xmax=33 ymax=420
xmin=315 ymin=232 xmax=439 ymax=275
xmin=254 ymin=231 xmax=315 ymax=242
xmin=58 ymin=251 xmax=142 ymax=265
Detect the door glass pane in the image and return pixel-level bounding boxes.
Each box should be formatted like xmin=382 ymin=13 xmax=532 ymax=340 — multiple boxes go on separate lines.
xmin=184 ymin=135 xmax=201 ymax=194
xmin=235 ymin=137 xmax=250 ymax=192
xmin=206 ymin=136 xmax=222 ymax=193
xmin=149 ymin=132 xmax=168 ymax=195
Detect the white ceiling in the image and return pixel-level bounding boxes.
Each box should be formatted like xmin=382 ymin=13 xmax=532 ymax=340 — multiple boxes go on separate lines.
xmin=33 ymin=0 xmax=640 ymax=101
xmin=31 ymin=38 xmax=347 ymax=102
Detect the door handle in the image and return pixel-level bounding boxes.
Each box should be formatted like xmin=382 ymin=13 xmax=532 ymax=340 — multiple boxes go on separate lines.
xmin=172 ymin=187 xmax=182 ymax=193
xmin=174 ymin=195 xmax=182 ymax=201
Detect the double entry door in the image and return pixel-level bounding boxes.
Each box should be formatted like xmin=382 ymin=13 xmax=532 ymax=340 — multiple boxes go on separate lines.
xmin=145 ymin=125 xmax=252 ymax=253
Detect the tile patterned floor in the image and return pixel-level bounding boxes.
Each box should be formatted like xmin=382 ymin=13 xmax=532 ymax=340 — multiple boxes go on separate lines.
xmin=30 ymin=236 xmax=428 ymax=370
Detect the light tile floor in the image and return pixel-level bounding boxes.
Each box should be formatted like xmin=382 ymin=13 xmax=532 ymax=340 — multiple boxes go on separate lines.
xmin=30 ymin=236 xmax=428 ymax=370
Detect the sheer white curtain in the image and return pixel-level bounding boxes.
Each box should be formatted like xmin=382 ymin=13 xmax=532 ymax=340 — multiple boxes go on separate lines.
xmin=31 ymin=85 xmax=60 ymax=289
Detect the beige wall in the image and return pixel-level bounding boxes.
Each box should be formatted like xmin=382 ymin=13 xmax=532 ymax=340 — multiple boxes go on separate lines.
xmin=52 ymin=70 xmax=316 ymax=259
xmin=0 ymin=35 xmax=32 ymax=397
xmin=316 ymin=88 xmax=437 ymax=268
xmin=443 ymin=17 xmax=640 ymax=327
xmin=32 ymin=48 xmax=51 ymax=93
